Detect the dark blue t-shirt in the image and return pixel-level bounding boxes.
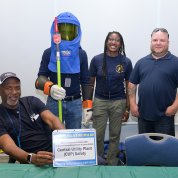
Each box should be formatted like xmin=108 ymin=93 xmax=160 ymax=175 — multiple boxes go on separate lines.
xmin=0 ymin=96 xmax=52 ymax=153
xmin=129 ymin=52 xmax=178 ymax=120
xmin=90 ymin=53 xmax=133 ymax=100
xmin=37 ymin=47 xmax=89 ymax=96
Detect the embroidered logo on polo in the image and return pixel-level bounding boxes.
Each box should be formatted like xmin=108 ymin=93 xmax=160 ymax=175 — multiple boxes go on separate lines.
xmin=116 ymin=64 xmax=124 ymax=73
xmin=30 ymin=114 xmax=39 ymax=122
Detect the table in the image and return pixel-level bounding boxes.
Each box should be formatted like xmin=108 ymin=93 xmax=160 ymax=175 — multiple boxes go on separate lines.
xmin=0 ymin=164 xmax=178 ymax=178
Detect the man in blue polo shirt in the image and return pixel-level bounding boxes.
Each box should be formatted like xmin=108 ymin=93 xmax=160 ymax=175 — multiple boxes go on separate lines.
xmin=128 ymin=28 xmax=178 ymax=136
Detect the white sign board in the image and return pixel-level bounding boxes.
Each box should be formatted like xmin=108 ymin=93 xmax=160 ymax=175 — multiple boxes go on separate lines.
xmin=52 ymin=129 xmax=97 ymax=167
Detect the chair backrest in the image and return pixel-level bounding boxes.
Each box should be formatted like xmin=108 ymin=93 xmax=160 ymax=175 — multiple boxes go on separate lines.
xmin=125 ymin=133 xmax=178 ymax=166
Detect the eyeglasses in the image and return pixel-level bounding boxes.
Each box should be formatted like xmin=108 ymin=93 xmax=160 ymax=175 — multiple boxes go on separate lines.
xmin=151 ymin=28 xmax=169 ymax=38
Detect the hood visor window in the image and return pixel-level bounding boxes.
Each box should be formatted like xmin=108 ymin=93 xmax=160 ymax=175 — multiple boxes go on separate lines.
xmin=58 ymin=23 xmax=78 ymax=41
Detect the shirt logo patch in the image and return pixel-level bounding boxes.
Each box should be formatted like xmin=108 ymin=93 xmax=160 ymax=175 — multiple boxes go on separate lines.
xmin=116 ymin=64 xmax=124 ymax=73
xmin=30 ymin=114 xmax=39 ymax=122
xmin=61 ymin=50 xmax=71 ymax=57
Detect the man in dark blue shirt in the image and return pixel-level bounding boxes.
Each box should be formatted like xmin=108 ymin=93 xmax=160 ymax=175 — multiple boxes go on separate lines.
xmin=35 ymin=12 xmax=92 ymax=129
xmin=129 ymin=28 xmax=178 ymax=136
xmin=0 ymin=72 xmax=65 ymax=165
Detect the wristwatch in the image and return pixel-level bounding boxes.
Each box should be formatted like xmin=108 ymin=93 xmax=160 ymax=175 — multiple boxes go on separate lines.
xmin=27 ymin=153 xmax=33 ymax=164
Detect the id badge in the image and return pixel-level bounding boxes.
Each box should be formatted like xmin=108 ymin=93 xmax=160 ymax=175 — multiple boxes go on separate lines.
xmin=65 ymin=78 xmax=71 ymax=87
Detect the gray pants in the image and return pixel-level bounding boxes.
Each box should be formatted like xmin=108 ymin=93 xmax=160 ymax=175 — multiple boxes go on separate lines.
xmin=93 ymin=98 xmax=126 ymax=165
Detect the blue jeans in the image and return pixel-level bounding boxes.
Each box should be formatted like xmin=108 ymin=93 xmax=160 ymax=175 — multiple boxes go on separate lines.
xmin=46 ymin=96 xmax=82 ymax=129
xmin=138 ymin=116 xmax=175 ymax=136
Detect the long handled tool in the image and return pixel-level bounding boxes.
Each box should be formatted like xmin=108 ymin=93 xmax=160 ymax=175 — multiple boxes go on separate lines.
xmin=53 ymin=17 xmax=62 ymax=122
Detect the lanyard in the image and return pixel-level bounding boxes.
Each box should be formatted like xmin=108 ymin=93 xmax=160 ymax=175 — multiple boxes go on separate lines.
xmin=4 ymin=106 xmax=22 ymax=148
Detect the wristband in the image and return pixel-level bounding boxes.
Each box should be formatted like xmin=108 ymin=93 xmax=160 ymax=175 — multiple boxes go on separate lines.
xmin=82 ymin=100 xmax=92 ymax=109
xmin=44 ymin=81 xmax=53 ymax=95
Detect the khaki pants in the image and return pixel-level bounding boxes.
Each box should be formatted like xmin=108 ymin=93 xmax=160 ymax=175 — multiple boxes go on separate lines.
xmin=93 ymin=98 xmax=126 ymax=165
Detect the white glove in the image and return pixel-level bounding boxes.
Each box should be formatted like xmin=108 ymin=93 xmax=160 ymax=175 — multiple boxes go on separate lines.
xmin=50 ymin=85 xmax=66 ymax=100
xmin=83 ymin=108 xmax=93 ymax=127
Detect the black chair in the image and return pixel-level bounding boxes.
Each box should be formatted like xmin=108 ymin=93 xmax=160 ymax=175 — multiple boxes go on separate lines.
xmin=125 ymin=133 xmax=178 ymax=166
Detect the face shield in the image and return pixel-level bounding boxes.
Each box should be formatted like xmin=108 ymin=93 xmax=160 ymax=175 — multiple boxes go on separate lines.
xmin=58 ymin=23 xmax=78 ymax=41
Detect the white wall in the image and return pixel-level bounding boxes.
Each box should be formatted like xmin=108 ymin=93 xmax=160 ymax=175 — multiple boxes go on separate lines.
xmin=1 ymin=0 xmax=178 ymax=128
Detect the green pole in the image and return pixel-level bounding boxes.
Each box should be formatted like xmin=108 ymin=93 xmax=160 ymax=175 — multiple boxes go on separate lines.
xmin=54 ymin=17 xmax=62 ymax=122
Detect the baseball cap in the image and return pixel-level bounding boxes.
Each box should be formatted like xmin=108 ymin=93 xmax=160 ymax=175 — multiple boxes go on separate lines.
xmin=0 ymin=72 xmax=20 ymax=85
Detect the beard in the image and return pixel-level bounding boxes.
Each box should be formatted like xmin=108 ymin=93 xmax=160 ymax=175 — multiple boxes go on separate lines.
xmin=6 ymin=95 xmax=19 ymax=109
xmin=151 ymin=47 xmax=168 ymax=58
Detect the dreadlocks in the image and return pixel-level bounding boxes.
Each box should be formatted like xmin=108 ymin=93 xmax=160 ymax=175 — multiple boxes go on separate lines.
xmin=102 ymin=31 xmax=126 ymax=78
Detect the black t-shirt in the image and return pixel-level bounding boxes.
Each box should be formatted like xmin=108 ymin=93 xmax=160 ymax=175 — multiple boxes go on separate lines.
xmin=0 ymin=96 xmax=52 ymax=153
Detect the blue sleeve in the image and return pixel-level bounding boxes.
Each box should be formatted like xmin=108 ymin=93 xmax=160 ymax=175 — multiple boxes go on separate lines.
xmin=0 ymin=114 xmax=7 ymax=137
xmin=37 ymin=48 xmax=51 ymax=77
xmin=129 ymin=61 xmax=140 ymax=84
xmin=79 ymin=48 xmax=90 ymax=85
xmin=89 ymin=56 xmax=97 ymax=77
xmin=0 ymin=106 xmax=13 ymax=137
xmin=29 ymin=96 xmax=48 ymax=114
xmin=125 ymin=58 xmax=133 ymax=81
